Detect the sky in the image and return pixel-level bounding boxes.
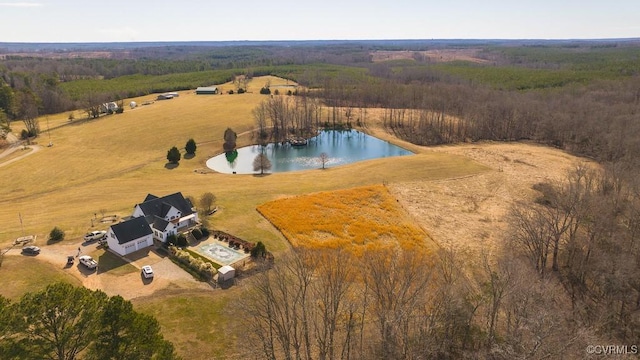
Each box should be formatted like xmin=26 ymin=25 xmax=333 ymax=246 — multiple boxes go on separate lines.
xmin=0 ymin=0 xmax=638 ymax=42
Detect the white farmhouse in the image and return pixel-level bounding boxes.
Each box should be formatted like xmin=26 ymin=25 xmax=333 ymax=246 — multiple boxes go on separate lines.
xmin=107 ymin=192 xmax=199 ymax=256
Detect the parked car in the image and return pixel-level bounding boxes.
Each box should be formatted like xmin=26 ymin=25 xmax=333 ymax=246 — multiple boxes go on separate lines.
xmin=84 ymin=230 xmax=106 ymax=242
xmin=141 ymin=265 xmax=154 ymax=279
xmin=21 ymin=245 xmax=40 ymax=255
xmin=78 ymin=255 xmax=98 ymax=270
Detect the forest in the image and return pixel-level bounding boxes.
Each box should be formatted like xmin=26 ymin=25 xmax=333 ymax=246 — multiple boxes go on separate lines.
xmin=2 ymin=40 xmax=640 ymax=358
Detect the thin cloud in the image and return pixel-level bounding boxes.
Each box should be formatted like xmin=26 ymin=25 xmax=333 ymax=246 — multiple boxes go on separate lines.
xmin=0 ymin=2 xmax=43 ymax=7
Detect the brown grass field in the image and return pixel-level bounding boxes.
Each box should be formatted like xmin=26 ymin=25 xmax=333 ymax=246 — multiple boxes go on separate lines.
xmin=257 ymin=184 xmax=437 ymax=254
xmin=0 ymin=75 xmax=587 ymax=359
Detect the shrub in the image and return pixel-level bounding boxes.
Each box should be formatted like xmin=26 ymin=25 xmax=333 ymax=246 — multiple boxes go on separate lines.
xmin=251 ymin=241 xmax=267 ymax=258
xmin=227 ymin=89 xmax=234 ymax=94
xmin=49 ymin=227 xmax=65 ymax=243
xmin=237 ymin=88 xmax=246 ymax=94
xmin=20 ymin=129 xmax=30 ymax=140
xmin=200 ymin=227 xmax=210 ymax=238
xmin=176 ymin=233 xmax=188 ymax=247
xmin=259 ymin=87 xmax=271 ymax=95
xmin=191 ymin=228 xmax=203 ymax=240
xmin=273 ymin=89 xmax=280 ymax=95
xmin=166 ymin=234 xmax=177 ymax=246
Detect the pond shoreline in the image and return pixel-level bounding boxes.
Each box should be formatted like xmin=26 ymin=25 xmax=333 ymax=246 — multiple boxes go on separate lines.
xmin=205 ymin=130 xmax=414 ymax=174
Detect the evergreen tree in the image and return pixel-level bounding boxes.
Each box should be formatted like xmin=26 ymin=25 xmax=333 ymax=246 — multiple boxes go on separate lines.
xmin=185 ymin=138 xmax=197 ymax=155
xmin=167 ymin=146 xmax=181 ymax=164
xmin=0 ymin=283 xmax=179 ymax=360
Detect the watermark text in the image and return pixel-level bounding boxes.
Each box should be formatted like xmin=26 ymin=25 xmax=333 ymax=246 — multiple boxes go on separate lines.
xmin=586 ymin=345 xmax=638 ymax=355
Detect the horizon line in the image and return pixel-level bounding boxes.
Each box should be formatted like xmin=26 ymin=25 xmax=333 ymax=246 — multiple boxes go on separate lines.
xmin=1 ymin=37 xmax=640 ymax=45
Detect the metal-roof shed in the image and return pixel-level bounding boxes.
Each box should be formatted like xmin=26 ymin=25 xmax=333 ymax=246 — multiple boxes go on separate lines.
xmin=196 ymin=86 xmax=219 ymax=95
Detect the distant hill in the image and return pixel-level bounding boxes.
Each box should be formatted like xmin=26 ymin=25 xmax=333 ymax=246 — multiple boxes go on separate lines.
xmin=2 ymin=38 xmax=640 ymax=53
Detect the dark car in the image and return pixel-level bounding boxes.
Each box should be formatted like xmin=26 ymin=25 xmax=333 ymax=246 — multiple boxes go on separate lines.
xmin=21 ymin=245 xmax=40 ymax=255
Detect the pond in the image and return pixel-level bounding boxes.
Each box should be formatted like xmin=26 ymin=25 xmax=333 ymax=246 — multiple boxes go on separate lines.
xmin=205 ymin=130 xmax=413 ymax=174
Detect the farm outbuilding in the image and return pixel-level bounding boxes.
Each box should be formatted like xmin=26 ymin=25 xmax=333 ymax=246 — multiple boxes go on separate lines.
xmin=218 ymin=265 xmax=235 ymax=282
xmin=196 ymin=86 xmax=218 ymax=95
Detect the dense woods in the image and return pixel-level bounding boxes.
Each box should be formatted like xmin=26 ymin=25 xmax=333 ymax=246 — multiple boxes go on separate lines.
xmin=2 ymin=40 xmax=640 ymax=358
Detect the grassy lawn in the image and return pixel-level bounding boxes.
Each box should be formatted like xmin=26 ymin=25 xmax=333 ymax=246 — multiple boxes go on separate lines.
xmin=0 ymin=255 xmax=81 ymax=300
xmin=132 ymin=289 xmax=239 ymax=359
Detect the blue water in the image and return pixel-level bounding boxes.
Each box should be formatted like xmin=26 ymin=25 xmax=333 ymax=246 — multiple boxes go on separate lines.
xmin=205 ymin=130 xmax=413 ymax=174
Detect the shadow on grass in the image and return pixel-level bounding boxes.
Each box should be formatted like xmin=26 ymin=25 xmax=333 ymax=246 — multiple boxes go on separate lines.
xmin=164 ymin=162 xmax=179 ymax=169
xmin=252 ymin=173 xmax=272 ymax=177
xmin=46 ymin=238 xmax=62 ymax=245
xmin=184 ymin=153 xmax=195 ymax=160
xmin=217 ymin=278 xmax=235 ymax=290
xmin=97 ymin=251 xmax=132 ymax=274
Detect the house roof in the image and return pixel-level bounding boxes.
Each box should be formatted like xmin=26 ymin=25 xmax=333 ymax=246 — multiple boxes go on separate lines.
xmin=110 ymin=216 xmax=153 ymax=244
xmin=136 ymin=192 xmax=195 ymax=219
xmin=143 ymin=194 xmax=159 ymax=202
xmin=152 ymin=216 xmax=170 ymax=231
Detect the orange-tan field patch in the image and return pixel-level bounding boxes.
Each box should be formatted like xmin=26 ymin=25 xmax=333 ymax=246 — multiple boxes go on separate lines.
xmin=371 ymin=49 xmax=489 ymax=63
xmin=257 ymin=184 xmax=436 ymax=255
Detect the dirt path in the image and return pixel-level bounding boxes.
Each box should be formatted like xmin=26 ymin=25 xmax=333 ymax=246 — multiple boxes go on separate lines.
xmin=0 ymin=133 xmax=42 ymax=168
xmin=389 ymin=142 xmax=591 ymax=263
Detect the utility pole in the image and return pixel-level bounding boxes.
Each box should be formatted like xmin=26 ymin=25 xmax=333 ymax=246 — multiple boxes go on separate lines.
xmin=19 ymin=213 xmax=24 ymax=237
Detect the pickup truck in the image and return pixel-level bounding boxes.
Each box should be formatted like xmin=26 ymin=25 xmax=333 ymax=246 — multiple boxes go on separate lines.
xmin=84 ymin=231 xmax=106 ymax=242
xmin=78 ymin=255 xmax=98 ymax=270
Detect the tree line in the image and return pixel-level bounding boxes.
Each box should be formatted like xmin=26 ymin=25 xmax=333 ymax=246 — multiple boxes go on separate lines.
xmin=508 ymin=164 xmax=640 ymax=343
xmin=238 ymin=245 xmax=588 ymax=359
xmin=313 ymin=64 xmax=640 ymax=164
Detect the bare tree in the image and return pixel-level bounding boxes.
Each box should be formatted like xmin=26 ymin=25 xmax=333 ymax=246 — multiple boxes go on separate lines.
xmin=318 ymin=152 xmax=329 ymax=169
xmin=253 ymin=152 xmax=272 ymax=175
xmin=16 ymin=89 xmax=40 ymax=137
xmin=361 ymin=248 xmax=432 ymax=359
xmin=508 ymin=204 xmax=553 ymax=276
xmin=199 ymin=192 xmax=216 ymax=214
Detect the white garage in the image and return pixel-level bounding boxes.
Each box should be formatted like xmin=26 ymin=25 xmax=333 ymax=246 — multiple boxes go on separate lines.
xmin=107 ymin=216 xmax=154 ymax=256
